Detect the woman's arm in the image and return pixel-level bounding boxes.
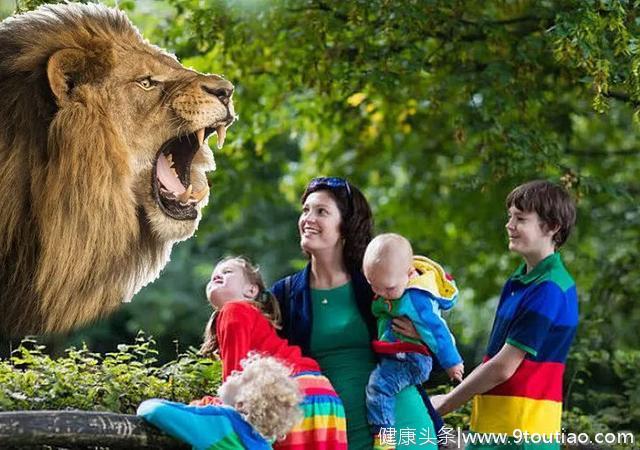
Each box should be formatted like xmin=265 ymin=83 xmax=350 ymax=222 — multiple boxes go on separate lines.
xmin=430 ymin=343 xmax=526 ymax=415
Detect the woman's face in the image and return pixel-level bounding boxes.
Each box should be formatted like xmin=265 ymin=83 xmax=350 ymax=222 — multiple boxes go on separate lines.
xmin=299 ymin=190 xmax=343 ymax=256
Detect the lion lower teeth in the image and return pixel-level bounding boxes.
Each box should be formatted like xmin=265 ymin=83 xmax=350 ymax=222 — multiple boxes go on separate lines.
xmin=162 ymin=183 xmax=207 ymax=205
xmin=177 ymin=184 xmax=193 ymax=203
xmin=160 ymin=186 xmax=176 ymax=198
xmin=190 ymin=187 xmax=208 ymax=203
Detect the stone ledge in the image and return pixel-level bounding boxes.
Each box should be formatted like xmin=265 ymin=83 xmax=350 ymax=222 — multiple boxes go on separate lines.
xmin=0 ymin=411 xmax=189 ymax=450
xmin=0 ymin=411 xmax=612 ymax=449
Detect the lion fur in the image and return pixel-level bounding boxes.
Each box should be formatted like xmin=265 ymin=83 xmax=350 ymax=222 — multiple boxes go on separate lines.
xmin=0 ymin=3 xmax=231 ymax=335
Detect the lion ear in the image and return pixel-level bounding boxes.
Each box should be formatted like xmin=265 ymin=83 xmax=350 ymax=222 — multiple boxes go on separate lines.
xmin=47 ymin=48 xmax=89 ymax=104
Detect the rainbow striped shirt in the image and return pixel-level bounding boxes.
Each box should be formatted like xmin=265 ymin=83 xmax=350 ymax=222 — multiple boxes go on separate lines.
xmin=470 ymin=252 xmax=578 ymax=438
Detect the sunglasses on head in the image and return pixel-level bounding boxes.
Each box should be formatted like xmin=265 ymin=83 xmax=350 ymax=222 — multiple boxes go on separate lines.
xmin=307 ymin=177 xmax=352 ymax=203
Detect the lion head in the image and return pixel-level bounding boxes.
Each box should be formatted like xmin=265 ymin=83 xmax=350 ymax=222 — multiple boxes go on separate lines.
xmin=0 ymin=3 xmax=235 ymax=335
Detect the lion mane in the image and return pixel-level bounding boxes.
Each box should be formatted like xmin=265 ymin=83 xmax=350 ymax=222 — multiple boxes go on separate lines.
xmin=0 ymin=3 xmax=235 ymax=335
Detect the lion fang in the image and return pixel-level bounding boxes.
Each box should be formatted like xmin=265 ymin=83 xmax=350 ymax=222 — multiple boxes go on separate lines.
xmin=196 ymin=128 xmax=205 ymax=147
xmin=216 ymin=125 xmax=226 ymax=149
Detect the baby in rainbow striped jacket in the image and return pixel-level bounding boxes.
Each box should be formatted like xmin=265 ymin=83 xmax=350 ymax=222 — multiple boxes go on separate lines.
xmin=138 ymin=353 xmax=302 ymax=450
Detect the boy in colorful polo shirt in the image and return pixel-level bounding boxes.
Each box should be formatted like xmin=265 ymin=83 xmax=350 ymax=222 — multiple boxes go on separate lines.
xmin=431 ymin=180 xmax=578 ymax=449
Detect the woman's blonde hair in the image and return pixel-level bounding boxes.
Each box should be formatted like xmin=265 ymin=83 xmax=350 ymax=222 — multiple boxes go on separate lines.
xmin=200 ymin=256 xmax=282 ymax=357
xmin=218 ymin=353 xmax=303 ymax=441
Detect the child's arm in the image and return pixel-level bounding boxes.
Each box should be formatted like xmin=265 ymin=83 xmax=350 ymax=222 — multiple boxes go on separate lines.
xmin=217 ymin=303 xmax=255 ymax=379
xmin=434 ymin=281 xmax=566 ymax=414
xmin=399 ymin=291 xmax=463 ymax=370
xmin=431 ymin=343 xmax=526 ymax=415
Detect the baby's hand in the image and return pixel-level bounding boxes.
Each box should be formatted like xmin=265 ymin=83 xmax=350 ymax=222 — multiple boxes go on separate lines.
xmin=190 ymin=395 xmax=223 ymax=406
xmin=446 ymin=363 xmax=464 ymax=383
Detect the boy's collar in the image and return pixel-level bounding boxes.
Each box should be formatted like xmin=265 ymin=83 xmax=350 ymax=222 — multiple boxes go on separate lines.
xmin=511 ymin=252 xmax=560 ymax=284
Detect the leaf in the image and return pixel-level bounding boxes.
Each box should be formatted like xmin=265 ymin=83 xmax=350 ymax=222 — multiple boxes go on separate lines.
xmin=347 ymin=92 xmax=367 ymax=107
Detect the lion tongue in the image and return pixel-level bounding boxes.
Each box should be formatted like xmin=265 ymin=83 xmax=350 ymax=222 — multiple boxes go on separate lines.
xmin=157 ymin=153 xmax=186 ymax=195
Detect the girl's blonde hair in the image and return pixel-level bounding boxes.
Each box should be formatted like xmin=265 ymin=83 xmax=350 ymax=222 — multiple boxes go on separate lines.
xmin=218 ymin=353 xmax=303 ymax=441
xmin=200 ymin=256 xmax=282 ymax=357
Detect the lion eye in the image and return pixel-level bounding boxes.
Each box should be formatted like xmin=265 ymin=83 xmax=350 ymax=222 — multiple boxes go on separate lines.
xmin=137 ymin=77 xmax=157 ymax=90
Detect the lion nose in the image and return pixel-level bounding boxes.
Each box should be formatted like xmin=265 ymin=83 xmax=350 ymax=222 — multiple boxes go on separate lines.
xmin=201 ymin=84 xmax=234 ymax=106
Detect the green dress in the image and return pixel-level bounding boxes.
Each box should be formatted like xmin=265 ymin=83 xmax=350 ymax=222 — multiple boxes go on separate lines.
xmin=311 ymin=283 xmax=436 ymax=450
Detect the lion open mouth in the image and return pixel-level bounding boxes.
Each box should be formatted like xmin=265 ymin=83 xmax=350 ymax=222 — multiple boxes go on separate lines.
xmin=152 ymin=125 xmax=226 ymax=220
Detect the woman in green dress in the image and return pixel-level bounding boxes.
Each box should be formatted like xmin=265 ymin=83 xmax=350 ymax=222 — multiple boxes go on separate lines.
xmin=271 ymin=177 xmax=438 ymax=450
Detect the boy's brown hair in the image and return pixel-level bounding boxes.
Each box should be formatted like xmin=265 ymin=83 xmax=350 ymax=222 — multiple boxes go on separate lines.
xmin=506 ymin=180 xmax=577 ymax=248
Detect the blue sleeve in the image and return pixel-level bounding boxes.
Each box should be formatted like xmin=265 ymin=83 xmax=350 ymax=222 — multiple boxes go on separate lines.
xmin=137 ymin=399 xmax=232 ymax=448
xmin=398 ymin=290 xmax=462 ymax=369
xmin=507 ymin=281 xmax=562 ymax=356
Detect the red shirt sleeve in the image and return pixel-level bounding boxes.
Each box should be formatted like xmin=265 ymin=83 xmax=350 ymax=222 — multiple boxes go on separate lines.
xmin=216 ymin=302 xmax=255 ymax=380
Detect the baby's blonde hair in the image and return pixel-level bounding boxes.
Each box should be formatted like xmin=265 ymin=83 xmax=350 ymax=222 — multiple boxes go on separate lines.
xmin=218 ymin=353 xmax=303 ymax=441
xmin=363 ymin=233 xmax=413 ymax=271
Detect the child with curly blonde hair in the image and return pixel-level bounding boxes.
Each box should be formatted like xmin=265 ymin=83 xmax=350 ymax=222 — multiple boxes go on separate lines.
xmin=138 ymin=353 xmax=302 ymax=449
xmin=200 ymin=256 xmax=348 ymax=450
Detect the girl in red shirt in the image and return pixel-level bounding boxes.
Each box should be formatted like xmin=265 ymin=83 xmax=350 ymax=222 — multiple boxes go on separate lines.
xmin=200 ymin=256 xmax=348 ymax=450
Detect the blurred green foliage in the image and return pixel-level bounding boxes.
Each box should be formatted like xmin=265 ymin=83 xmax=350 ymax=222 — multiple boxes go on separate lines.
xmin=0 ymin=0 xmax=638 ymax=439
xmin=0 ymin=334 xmax=220 ymax=413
